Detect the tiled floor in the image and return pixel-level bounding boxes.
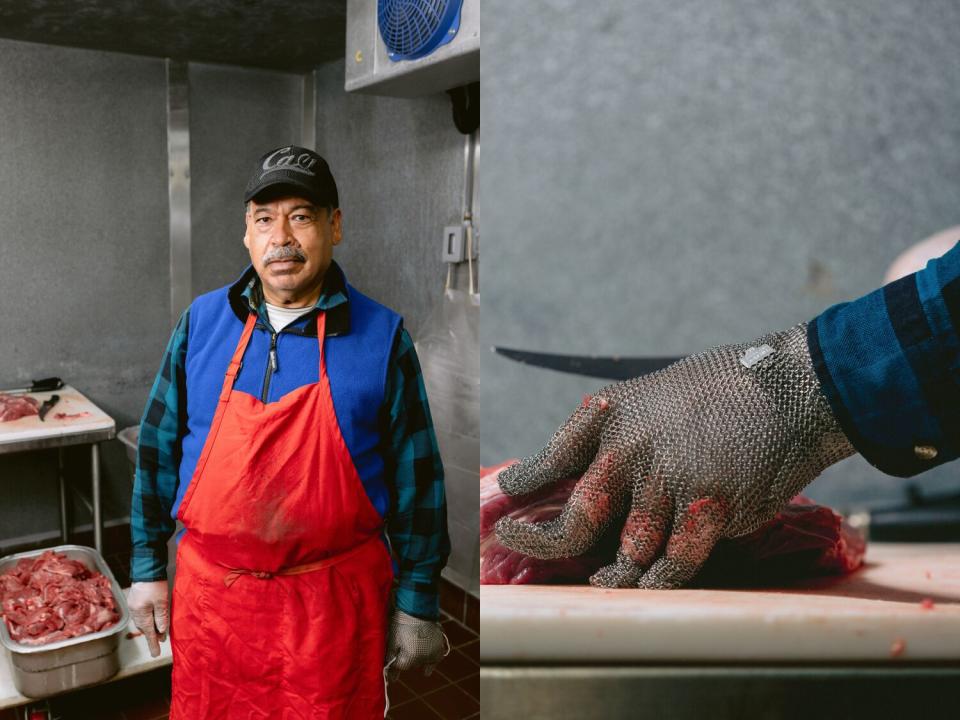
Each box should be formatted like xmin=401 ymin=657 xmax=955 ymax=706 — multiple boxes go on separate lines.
xmin=2 ymin=610 xmax=477 ymax=720
xmin=386 ymin=613 xmax=479 ymax=720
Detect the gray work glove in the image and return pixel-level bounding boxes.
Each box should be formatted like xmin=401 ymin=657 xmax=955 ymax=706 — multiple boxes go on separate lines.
xmin=496 ymin=323 xmax=855 ymax=589
xmin=385 ymin=609 xmax=449 ymax=680
xmin=127 ymin=580 xmax=169 ymax=657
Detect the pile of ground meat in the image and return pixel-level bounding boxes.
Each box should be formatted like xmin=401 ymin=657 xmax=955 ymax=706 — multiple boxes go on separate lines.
xmin=481 ymin=461 xmax=866 ymax=587
xmin=0 ymin=393 xmax=39 ymax=422
xmin=1 ymin=550 xmax=120 ymax=646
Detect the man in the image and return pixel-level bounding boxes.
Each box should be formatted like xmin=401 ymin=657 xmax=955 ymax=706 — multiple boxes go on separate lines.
xmin=128 ymin=145 xmax=450 ymax=718
xmin=496 ymin=239 xmax=960 ymax=589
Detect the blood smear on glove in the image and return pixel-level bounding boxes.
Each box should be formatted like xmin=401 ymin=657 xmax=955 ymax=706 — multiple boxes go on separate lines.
xmin=920 ymin=598 xmax=935 ymax=610
xmin=889 ymin=638 xmax=906 ymax=657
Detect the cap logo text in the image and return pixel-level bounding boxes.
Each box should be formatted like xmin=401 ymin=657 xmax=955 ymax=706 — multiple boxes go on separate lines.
xmin=261 ymin=146 xmax=318 ymax=177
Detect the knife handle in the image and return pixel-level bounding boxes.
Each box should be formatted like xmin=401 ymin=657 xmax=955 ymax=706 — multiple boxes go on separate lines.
xmin=31 ymin=377 xmax=64 ymax=393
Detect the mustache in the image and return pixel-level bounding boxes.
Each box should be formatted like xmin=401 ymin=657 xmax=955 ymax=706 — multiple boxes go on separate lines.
xmin=262 ymin=247 xmax=306 ymax=264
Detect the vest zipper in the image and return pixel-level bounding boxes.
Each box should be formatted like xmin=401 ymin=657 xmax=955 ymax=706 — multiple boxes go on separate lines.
xmin=261 ymin=331 xmax=278 ymax=403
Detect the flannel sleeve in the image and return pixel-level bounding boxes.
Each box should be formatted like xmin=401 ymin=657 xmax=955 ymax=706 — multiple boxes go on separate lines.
xmin=130 ymin=309 xmax=189 ymax=582
xmin=384 ymin=326 xmax=450 ymax=620
xmin=809 ymin=240 xmax=960 ymax=477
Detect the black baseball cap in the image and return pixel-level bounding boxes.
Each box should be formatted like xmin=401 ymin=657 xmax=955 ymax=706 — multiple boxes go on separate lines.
xmin=244 ymin=145 xmax=339 ymax=209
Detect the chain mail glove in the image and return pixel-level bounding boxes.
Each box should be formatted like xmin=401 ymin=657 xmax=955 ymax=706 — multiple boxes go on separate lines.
xmin=495 ymin=323 xmax=856 ymax=589
xmin=385 ymin=609 xmax=450 ymax=679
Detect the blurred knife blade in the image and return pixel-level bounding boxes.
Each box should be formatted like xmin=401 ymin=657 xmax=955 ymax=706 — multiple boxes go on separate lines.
xmin=492 ymin=347 xmax=683 ymax=380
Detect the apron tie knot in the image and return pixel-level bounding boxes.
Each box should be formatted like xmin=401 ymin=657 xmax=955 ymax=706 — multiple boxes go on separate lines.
xmin=222 ymin=568 xmax=274 ymax=587
xmin=218 ymin=536 xmax=383 ymax=588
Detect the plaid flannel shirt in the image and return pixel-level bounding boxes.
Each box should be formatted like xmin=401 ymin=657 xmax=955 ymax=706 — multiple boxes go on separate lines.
xmin=810 ymin=240 xmax=960 ymax=477
xmin=131 ymin=262 xmax=449 ymax=620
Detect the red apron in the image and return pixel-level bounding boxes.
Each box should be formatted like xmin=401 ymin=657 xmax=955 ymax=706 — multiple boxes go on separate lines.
xmin=170 ymin=311 xmax=394 ymax=720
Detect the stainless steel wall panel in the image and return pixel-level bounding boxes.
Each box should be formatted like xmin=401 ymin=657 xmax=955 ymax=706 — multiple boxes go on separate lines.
xmin=302 ymin=71 xmax=317 ymax=150
xmin=166 ymin=59 xmax=192 ymax=328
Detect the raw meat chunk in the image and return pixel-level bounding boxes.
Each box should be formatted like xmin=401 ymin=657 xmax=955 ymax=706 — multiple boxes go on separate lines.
xmin=481 ymin=461 xmax=866 ymax=586
xmin=0 ymin=393 xmax=39 ymax=422
xmin=0 ymin=550 xmax=119 ymax=645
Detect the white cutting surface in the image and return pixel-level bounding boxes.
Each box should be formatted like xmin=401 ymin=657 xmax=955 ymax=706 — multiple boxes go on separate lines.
xmin=481 ymin=543 xmax=960 ymax=663
xmin=0 ymin=385 xmax=114 ymax=446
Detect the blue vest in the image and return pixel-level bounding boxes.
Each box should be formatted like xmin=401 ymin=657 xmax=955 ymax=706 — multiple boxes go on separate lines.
xmin=171 ymin=270 xmax=402 ymax=526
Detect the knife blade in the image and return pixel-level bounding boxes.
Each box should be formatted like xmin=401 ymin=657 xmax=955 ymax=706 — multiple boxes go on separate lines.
xmin=492 ymin=347 xmax=683 ymax=380
xmin=38 ymin=394 xmax=60 ymax=422
xmin=0 ymin=377 xmax=64 ymax=395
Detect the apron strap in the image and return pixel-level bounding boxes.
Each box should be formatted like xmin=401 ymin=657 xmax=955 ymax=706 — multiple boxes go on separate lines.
xmin=315 ymin=311 xmax=327 ymax=376
xmin=219 ymin=312 xmax=258 ymax=402
xmin=187 ymin=311 xmax=259 ymax=502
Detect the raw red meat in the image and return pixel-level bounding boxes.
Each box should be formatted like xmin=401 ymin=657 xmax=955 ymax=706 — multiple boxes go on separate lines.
xmin=481 ymin=461 xmax=866 ymax=587
xmin=0 ymin=550 xmax=119 ymax=646
xmin=0 ymin=393 xmax=39 ymax=422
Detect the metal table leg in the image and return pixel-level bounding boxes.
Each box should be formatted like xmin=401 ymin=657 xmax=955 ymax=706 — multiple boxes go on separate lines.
xmin=91 ymin=443 xmax=102 ymax=554
xmin=57 ymin=448 xmax=68 ymax=542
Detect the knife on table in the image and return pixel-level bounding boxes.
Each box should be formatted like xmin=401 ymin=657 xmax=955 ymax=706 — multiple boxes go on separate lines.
xmin=38 ymin=394 xmax=60 ymax=421
xmin=492 ymin=347 xmax=682 ymax=380
xmin=0 ymin=377 xmax=64 ymax=395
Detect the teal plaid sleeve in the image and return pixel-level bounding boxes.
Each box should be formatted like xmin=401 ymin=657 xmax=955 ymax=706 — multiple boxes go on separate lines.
xmin=385 ymin=327 xmax=450 ymax=621
xmin=130 ymin=309 xmax=189 ymax=582
xmin=809 ymin=240 xmax=960 ymax=477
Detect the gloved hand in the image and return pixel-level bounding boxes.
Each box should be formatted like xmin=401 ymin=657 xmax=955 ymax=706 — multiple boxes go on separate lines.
xmin=127 ymin=580 xmax=169 ymax=657
xmin=495 ymin=322 xmax=855 ymax=589
xmin=385 ymin=609 xmax=449 ymax=680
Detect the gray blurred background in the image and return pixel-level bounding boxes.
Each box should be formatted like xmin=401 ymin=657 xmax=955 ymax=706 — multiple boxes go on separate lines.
xmin=481 ymin=0 xmax=960 ymax=513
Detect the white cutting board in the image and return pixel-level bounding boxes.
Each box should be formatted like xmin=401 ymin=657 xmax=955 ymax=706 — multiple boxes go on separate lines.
xmin=481 ymin=543 xmax=960 ymax=662
xmin=0 ymin=385 xmax=114 ymax=446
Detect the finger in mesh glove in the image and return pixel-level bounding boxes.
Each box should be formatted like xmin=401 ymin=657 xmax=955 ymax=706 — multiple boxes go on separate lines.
xmin=385 ymin=609 xmax=450 ymax=679
xmin=495 ymin=323 xmax=855 ymax=589
xmin=127 ymin=580 xmax=169 ymax=658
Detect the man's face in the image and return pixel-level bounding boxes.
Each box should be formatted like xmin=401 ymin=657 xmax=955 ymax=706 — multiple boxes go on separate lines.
xmin=244 ymin=195 xmax=342 ymax=306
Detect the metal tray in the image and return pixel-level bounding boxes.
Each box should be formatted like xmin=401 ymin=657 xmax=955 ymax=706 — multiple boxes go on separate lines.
xmin=0 ymin=544 xmax=129 ymax=697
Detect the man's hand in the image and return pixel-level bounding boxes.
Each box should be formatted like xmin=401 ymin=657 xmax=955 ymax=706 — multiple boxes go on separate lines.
xmin=495 ymin=323 xmax=855 ymax=589
xmin=385 ymin=609 xmax=449 ymax=679
xmin=127 ymin=580 xmax=169 ymax=657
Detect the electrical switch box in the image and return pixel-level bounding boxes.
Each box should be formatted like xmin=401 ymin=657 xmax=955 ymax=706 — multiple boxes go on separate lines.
xmin=443 ymin=225 xmax=465 ymax=263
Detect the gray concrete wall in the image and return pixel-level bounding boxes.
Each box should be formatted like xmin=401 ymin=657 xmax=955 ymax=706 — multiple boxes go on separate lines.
xmin=0 ymin=38 xmax=168 ymax=543
xmin=481 ymin=0 xmax=960 ymax=513
xmin=189 ymin=63 xmax=302 ymax=296
xmin=0 ymin=40 xmax=304 ymax=547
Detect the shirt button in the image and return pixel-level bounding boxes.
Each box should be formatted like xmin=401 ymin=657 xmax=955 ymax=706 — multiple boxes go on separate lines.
xmin=914 ymin=444 xmax=938 ymax=461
